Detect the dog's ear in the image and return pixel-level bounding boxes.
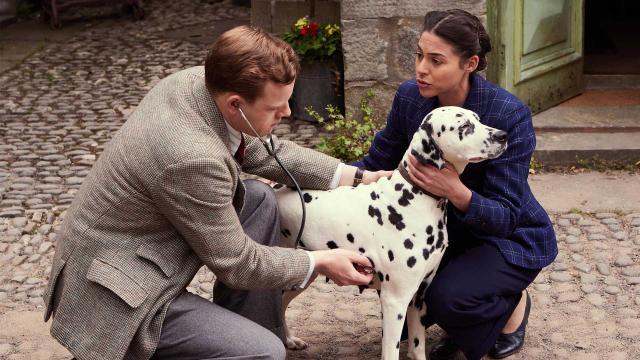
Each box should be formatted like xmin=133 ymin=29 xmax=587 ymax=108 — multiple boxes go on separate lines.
xmin=411 ymin=115 xmax=445 ymax=169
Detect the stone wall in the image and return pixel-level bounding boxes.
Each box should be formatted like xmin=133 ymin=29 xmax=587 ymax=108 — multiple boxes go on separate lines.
xmin=340 ymin=0 xmax=486 ymax=119
xmin=251 ymin=0 xmax=340 ymax=34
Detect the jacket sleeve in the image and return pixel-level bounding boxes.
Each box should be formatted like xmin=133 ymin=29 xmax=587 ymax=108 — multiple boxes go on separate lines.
xmin=351 ymin=88 xmax=410 ymax=171
xmin=151 ymin=157 xmax=310 ymax=290
xmin=454 ymin=104 xmax=534 ymax=238
xmin=241 ymin=136 xmax=341 ymax=190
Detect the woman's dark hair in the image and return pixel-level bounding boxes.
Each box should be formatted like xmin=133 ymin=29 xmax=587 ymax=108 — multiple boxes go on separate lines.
xmin=423 ymin=9 xmax=492 ymax=73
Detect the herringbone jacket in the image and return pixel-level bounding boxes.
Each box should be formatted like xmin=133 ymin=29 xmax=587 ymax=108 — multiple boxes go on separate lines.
xmin=43 ymin=66 xmax=340 ymax=360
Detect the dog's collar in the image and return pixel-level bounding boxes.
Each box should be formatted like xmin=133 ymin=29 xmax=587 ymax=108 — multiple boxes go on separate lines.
xmin=397 ymin=162 xmax=443 ymax=202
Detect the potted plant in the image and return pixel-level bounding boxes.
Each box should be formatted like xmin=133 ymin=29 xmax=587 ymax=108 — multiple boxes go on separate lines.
xmin=281 ymin=16 xmax=343 ymax=122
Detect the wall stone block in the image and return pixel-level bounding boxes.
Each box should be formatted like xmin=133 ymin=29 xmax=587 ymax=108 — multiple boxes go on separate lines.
xmin=342 ymin=19 xmax=388 ymax=82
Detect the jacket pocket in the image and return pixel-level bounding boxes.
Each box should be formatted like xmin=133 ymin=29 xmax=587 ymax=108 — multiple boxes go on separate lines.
xmin=135 ymin=243 xmax=177 ymax=278
xmin=43 ymin=258 xmax=66 ymax=322
xmin=86 ymin=258 xmax=148 ymax=308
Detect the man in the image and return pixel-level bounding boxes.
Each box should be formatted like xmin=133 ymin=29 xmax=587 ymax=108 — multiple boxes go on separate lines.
xmin=43 ymin=25 xmax=389 ymax=360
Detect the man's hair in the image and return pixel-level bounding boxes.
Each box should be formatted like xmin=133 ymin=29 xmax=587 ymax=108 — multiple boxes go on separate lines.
xmin=205 ymin=25 xmax=300 ymax=103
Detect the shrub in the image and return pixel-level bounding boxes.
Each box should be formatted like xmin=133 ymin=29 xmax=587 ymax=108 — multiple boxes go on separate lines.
xmin=307 ymin=90 xmax=384 ymax=162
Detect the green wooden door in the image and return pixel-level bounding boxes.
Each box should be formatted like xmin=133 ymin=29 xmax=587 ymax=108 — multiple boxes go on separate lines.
xmin=487 ymin=0 xmax=584 ymax=114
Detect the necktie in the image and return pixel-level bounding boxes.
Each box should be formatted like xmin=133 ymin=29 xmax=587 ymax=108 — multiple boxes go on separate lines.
xmin=234 ymin=134 xmax=245 ymax=165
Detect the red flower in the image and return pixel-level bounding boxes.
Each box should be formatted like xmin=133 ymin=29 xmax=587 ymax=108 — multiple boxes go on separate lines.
xmin=310 ymin=22 xmax=319 ymax=36
xmin=299 ymin=26 xmax=308 ymax=36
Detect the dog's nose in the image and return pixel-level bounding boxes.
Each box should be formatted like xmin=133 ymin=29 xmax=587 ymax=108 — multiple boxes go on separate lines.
xmin=492 ymin=130 xmax=508 ymax=143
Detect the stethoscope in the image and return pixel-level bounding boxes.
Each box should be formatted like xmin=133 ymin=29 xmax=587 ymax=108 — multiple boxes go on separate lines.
xmin=237 ymin=106 xmax=306 ymax=249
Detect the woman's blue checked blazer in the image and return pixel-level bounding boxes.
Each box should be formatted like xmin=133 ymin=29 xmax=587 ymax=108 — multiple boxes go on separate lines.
xmin=352 ymin=74 xmax=557 ymax=269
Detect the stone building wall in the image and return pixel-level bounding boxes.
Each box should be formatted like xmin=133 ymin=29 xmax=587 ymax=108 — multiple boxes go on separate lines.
xmin=251 ymin=0 xmax=340 ymax=35
xmin=340 ymin=0 xmax=486 ymax=119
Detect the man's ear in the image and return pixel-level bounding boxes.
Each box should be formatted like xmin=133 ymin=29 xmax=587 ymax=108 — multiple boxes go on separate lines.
xmin=224 ymin=94 xmax=242 ymax=114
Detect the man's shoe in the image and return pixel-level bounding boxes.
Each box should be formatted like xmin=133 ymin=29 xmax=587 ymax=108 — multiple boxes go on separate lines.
xmin=489 ymin=290 xmax=531 ymax=359
xmin=429 ymin=336 xmax=460 ymax=360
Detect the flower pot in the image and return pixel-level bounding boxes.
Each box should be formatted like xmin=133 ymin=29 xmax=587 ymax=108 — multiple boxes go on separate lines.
xmin=291 ymin=61 xmax=339 ymax=122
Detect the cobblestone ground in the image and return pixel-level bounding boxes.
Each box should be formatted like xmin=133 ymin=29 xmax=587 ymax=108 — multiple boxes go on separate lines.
xmin=1 ymin=1 xmax=640 ymax=359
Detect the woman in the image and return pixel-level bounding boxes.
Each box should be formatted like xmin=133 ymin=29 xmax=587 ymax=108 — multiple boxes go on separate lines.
xmin=352 ymin=9 xmax=558 ymax=360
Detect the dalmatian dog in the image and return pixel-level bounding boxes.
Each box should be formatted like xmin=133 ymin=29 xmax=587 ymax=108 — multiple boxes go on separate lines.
xmin=275 ymin=106 xmax=508 ymax=360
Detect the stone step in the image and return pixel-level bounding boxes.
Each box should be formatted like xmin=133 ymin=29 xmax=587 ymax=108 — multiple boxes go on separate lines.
xmin=532 ymin=100 xmax=640 ymax=166
xmin=534 ymin=132 xmax=640 ymax=166
xmin=533 ymin=105 xmax=640 ymax=133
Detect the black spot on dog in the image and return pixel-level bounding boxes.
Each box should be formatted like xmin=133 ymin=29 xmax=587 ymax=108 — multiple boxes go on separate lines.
xmin=436 ymin=231 xmax=444 ymax=249
xmin=359 ymin=247 xmax=365 ymax=253
xmin=420 ymin=118 xmax=433 ymax=135
xmin=441 ymin=124 xmax=446 ymax=132
xmin=423 ymin=248 xmax=429 ymax=260
xmin=449 ymin=126 xmax=455 ymax=131
xmin=388 ymin=250 xmax=394 ymax=261
xmin=438 ymin=220 xmax=443 ymax=230
xmin=404 ymin=239 xmax=414 ymax=249
xmin=378 ymin=271 xmax=384 ymax=282
xmin=386 ymin=274 xmax=390 ymax=281
xmin=411 ymin=186 xmax=421 ymax=194
xmin=303 ymin=193 xmax=313 ymax=203
xmin=414 ymin=338 xmax=420 ymax=348
xmin=403 ymin=160 xmax=408 ymax=167
xmin=347 ymin=233 xmax=354 ymax=243
xmin=426 ymin=225 xmax=433 ymax=234
xmin=420 ymin=314 xmax=428 ymax=326
xmin=327 ymin=241 xmax=338 ymax=249
xmin=427 ymin=235 xmax=434 ymax=245
xmin=396 ymin=342 xmax=400 ymax=349
xmin=397 ymin=313 xmax=403 ymax=320
xmin=407 ymin=256 xmax=416 ymax=268
xmin=456 ymin=113 xmax=463 ymax=117
xmin=387 ymin=206 xmax=405 ymax=230
xmin=368 ymin=205 xmax=383 ymax=226
xmin=398 ymin=189 xmax=414 ymax=206
xmin=395 ymin=183 xmax=404 ymax=191
xmin=370 ymin=191 xmax=379 ymax=200
xmin=411 ymin=149 xmax=439 ymax=169
xmin=436 ymin=131 xmax=441 ymax=137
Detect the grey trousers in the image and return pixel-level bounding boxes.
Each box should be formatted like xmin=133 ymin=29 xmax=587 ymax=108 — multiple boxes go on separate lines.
xmin=152 ymin=180 xmax=287 ymax=360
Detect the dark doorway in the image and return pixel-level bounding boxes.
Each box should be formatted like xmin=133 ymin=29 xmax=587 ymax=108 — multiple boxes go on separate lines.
xmin=584 ymin=0 xmax=640 ymax=74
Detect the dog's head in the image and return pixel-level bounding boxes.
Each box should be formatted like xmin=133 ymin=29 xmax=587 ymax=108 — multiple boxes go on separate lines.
xmin=408 ymin=106 xmax=508 ymax=172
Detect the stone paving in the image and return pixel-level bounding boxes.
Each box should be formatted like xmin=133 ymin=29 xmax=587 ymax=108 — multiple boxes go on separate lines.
xmin=1 ymin=0 xmax=640 ymax=359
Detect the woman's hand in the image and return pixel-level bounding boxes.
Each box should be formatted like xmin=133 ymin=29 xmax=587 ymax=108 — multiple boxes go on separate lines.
xmin=362 ymin=170 xmax=394 ymax=185
xmin=407 ymin=155 xmax=472 ymax=212
xmin=312 ymin=249 xmax=374 ymax=286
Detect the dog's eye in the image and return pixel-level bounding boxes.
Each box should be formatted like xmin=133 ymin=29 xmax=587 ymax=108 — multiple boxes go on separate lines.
xmin=459 ymin=123 xmax=470 ymax=129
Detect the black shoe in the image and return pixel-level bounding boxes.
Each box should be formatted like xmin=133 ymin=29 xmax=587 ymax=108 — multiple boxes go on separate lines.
xmin=429 ymin=336 xmax=460 ymax=360
xmin=489 ymin=290 xmax=531 ymax=359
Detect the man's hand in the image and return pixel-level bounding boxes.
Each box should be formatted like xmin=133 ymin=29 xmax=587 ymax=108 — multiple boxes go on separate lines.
xmin=312 ymin=249 xmax=374 ymax=286
xmin=407 ymin=155 xmax=472 ymax=212
xmin=362 ymin=170 xmax=394 ymax=185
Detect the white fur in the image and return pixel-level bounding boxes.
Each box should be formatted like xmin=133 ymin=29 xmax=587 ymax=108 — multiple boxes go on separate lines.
xmin=277 ymin=106 xmax=507 ymax=360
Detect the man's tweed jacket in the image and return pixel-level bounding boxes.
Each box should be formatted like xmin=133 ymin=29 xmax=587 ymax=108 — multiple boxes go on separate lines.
xmin=43 ymin=66 xmax=341 ymax=360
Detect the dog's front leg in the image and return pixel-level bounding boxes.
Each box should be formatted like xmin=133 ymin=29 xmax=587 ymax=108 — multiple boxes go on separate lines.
xmin=281 ymin=273 xmax=318 ymax=349
xmin=407 ymin=270 xmax=437 ymax=360
xmin=380 ymin=287 xmax=415 ymax=360
xmin=406 ymin=292 xmax=427 ymax=360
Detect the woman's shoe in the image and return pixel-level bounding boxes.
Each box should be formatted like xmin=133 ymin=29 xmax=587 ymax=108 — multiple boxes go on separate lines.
xmin=429 ymin=336 xmax=460 ymax=360
xmin=488 ymin=290 xmax=531 ymax=359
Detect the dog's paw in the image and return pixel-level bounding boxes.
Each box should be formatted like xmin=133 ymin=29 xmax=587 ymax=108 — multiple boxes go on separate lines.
xmin=285 ymin=335 xmax=308 ymax=350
